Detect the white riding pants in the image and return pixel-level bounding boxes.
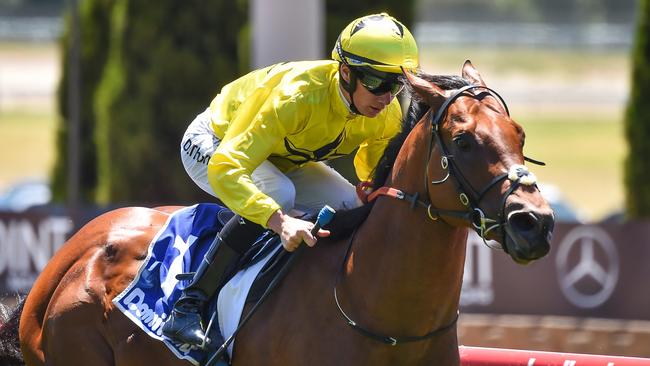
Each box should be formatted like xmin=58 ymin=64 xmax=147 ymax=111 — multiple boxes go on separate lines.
xmin=180 ymin=109 xmax=362 ymax=218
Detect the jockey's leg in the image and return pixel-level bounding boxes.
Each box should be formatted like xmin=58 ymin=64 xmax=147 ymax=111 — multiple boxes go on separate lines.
xmin=178 ymin=121 xmax=301 ymax=348
xmin=179 ymin=110 xmax=295 ymax=214
xmin=172 ymin=147 xmax=297 ymax=347
xmin=287 ymin=161 xmax=362 ymax=213
xmin=162 ymin=214 xmax=266 ymax=346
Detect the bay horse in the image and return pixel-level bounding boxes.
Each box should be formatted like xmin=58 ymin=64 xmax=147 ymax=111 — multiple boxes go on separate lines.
xmin=2 ymin=61 xmax=553 ymax=366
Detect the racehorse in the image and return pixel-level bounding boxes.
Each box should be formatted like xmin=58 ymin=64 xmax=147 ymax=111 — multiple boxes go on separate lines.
xmin=1 ymin=61 xmax=553 ymax=366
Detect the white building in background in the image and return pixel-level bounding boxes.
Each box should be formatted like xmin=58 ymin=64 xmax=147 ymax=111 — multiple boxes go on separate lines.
xmin=251 ymin=0 xmax=324 ymax=69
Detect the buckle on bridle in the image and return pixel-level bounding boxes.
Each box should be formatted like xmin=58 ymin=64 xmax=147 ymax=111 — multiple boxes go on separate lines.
xmin=471 ymin=208 xmax=500 ymax=240
xmin=459 ymin=193 xmax=469 ymax=206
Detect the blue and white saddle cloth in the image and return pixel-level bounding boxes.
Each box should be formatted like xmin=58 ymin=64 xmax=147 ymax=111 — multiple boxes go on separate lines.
xmin=113 ymin=203 xmax=281 ymax=365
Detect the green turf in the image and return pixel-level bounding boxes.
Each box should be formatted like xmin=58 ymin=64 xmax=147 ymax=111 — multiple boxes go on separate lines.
xmin=419 ymin=46 xmax=629 ymax=79
xmin=516 ymin=109 xmax=626 ymax=220
xmin=0 ymin=107 xmax=57 ymax=189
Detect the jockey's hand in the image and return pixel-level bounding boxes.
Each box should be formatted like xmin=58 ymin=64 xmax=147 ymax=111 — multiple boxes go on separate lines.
xmin=267 ymin=210 xmax=330 ymax=252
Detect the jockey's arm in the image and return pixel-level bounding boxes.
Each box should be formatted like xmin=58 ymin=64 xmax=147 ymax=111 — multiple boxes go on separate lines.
xmin=209 ymin=87 xmax=330 ymax=250
xmin=208 ymin=87 xmax=298 ymax=226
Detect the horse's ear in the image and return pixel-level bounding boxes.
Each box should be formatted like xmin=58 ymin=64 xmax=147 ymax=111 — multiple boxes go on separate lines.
xmin=462 ymin=60 xmax=486 ymax=87
xmin=402 ymin=70 xmax=446 ymax=106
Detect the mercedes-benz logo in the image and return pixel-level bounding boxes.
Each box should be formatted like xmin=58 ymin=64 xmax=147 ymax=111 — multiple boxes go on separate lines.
xmin=556 ymin=226 xmax=619 ymax=309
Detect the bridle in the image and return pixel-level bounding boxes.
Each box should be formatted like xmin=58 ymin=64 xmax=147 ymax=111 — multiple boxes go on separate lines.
xmin=366 ymin=84 xmax=544 ymax=247
xmin=425 ymin=84 xmax=545 ymax=246
xmin=335 ymin=84 xmax=544 ymax=346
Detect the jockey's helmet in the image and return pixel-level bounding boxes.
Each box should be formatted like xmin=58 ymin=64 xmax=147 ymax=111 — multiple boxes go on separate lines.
xmin=332 ymin=13 xmax=419 ymax=75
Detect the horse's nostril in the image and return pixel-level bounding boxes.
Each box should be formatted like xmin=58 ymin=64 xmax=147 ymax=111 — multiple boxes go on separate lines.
xmin=508 ymin=211 xmax=538 ymax=232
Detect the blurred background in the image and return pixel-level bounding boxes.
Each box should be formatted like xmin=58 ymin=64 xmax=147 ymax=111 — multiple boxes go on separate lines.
xmin=2 ymin=0 xmax=650 ymax=359
xmin=0 ymin=0 xmax=640 ymax=221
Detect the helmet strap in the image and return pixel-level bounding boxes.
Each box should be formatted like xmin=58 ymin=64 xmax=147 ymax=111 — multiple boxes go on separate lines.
xmin=339 ymin=64 xmax=361 ymax=114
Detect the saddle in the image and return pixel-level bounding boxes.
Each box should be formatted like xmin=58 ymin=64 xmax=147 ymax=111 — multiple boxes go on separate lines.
xmin=199 ymin=220 xmax=315 ymax=365
xmin=209 ymin=208 xmax=303 ymax=305
xmin=200 ymin=231 xmax=287 ymax=365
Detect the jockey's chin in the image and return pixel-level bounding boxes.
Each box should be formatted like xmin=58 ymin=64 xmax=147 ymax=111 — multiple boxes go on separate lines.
xmin=364 ymin=105 xmax=385 ymax=117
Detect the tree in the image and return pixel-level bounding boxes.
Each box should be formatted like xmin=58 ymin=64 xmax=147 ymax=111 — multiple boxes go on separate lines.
xmin=54 ymin=0 xmax=248 ymax=205
xmin=51 ymin=0 xmax=114 ymax=203
xmin=624 ymin=0 xmax=650 ymax=217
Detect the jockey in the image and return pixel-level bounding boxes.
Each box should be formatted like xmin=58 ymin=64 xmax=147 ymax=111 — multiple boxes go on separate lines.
xmin=163 ymin=12 xmax=419 ymax=347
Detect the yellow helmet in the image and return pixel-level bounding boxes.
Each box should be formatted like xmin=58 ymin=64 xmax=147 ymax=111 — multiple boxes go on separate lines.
xmin=332 ymin=13 xmax=419 ymax=74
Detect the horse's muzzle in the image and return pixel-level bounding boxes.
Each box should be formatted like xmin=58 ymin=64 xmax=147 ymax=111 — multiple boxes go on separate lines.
xmin=503 ymin=207 xmax=554 ymax=263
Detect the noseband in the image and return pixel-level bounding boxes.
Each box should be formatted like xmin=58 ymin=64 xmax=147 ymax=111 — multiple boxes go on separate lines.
xmin=367 ymin=84 xmax=544 ymax=248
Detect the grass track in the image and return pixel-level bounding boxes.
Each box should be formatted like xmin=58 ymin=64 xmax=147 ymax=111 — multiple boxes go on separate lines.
xmin=517 ymin=109 xmax=625 ymax=220
xmin=0 ymin=106 xmax=57 ymax=189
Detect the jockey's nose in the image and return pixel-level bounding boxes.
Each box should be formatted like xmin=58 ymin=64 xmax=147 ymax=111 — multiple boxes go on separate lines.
xmin=378 ymin=91 xmax=393 ymax=105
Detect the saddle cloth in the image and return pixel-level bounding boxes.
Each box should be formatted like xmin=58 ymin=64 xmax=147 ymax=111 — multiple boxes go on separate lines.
xmin=112 ymin=203 xmax=281 ymax=366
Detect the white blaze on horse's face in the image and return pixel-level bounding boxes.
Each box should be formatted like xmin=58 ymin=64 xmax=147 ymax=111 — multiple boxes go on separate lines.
xmin=403 ymin=62 xmax=554 ymax=264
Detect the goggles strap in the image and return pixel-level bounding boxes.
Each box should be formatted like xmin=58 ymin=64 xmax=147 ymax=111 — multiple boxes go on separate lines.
xmin=339 ymin=66 xmax=361 ymax=114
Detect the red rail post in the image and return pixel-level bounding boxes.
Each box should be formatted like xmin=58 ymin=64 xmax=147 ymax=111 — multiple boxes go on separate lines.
xmin=459 ymin=346 xmax=650 ymax=366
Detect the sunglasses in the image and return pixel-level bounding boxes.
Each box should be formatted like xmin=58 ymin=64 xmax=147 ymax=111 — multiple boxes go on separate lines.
xmin=353 ymin=69 xmax=404 ymax=96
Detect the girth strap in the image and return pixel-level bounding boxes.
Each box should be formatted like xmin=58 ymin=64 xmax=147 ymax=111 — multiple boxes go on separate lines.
xmin=334 ymin=292 xmax=459 ymax=346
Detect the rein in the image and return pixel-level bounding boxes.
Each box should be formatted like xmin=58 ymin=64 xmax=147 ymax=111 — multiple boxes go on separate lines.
xmin=365 ymin=186 xmax=472 ymax=222
xmin=333 ymin=228 xmax=459 ymax=346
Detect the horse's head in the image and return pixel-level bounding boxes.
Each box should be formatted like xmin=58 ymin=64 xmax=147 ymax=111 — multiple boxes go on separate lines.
xmin=404 ymin=61 xmax=554 ymax=264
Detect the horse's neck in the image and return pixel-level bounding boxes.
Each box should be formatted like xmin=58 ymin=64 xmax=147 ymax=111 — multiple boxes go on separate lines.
xmin=344 ymin=120 xmax=468 ymax=334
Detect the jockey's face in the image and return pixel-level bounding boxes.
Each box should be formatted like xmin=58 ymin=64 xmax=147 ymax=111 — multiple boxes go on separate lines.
xmin=340 ymin=65 xmax=398 ymax=118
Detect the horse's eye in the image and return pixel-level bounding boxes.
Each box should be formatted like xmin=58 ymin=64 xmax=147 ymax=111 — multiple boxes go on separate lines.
xmin=453 ymin=135 xmax=471 ymax=151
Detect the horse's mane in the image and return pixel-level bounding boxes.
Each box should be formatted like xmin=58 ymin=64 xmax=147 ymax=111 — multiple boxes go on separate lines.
xmin=325 ymin=73 xmax=470 ymax=240
xmin=0 ymin=299 xmax=25 ymax=365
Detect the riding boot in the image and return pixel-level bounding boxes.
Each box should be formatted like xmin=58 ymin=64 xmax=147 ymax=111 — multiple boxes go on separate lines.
xmin=162 ymin=214 xmax=266 ymax=346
